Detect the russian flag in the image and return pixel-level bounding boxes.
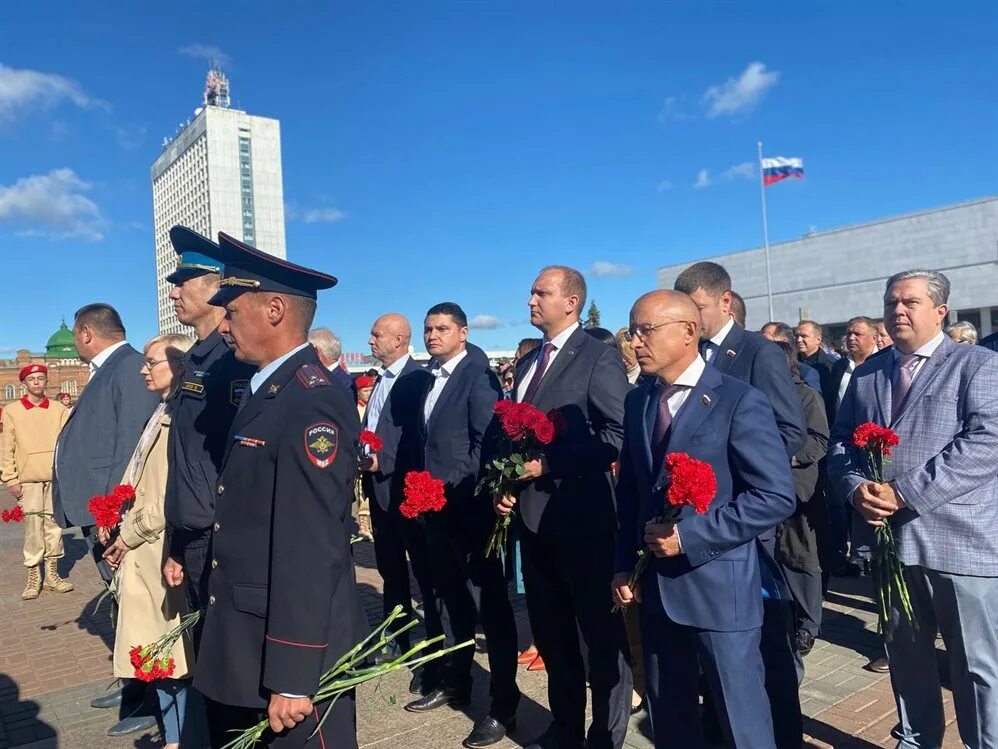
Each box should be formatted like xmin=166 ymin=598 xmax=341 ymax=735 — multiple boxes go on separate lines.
xmin=761 ymin=157 xmax=804 ymax=186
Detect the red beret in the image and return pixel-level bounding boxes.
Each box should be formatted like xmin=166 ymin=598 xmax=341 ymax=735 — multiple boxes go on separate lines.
xmin=355 ymin=375 xmax=376 ymax=389
xmin=19 ymin=364 xmax=47 ymax=381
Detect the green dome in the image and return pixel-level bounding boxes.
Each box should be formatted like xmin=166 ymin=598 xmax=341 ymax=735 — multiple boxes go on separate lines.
xmin=45 ymin=321 xmax=79 ymax=360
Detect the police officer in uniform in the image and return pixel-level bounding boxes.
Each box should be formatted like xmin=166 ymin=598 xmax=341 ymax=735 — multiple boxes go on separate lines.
xmin=162 ymin=226 xmax=255 ymax=647
xmin=193 ymin=233 xmax=365 ymax=749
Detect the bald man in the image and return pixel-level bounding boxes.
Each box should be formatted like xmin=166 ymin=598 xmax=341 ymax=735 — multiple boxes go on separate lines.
xmin=613 ymin=291 xmax=795 ymax=749
xmin=360 ymin=314 xmax=441 ymax=690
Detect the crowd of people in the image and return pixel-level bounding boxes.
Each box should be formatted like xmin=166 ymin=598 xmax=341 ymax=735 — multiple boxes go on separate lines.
xmin=1 ymin=223 xmax=995 ymax=749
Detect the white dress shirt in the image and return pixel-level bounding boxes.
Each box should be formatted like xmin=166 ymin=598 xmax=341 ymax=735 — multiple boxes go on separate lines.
xmin=516 ymin=322 xmax=580 ymax=402
xmin=88 ymin=340 xmax=129 ymax=375
xmin=894 ymin=330 xmax=946 ymax=382
xmin=366 ymin=353 xmax=411 ymax=431
xmin=703 ymin=319 xmax=735 ymax=363
xmin=250 ymin=343 xmax=310 ymax=394
xmin=837 ymin=358 xmax=857 ymax=407
xmin=423 ymin=349 xmax=468 ymax=423
xmin=659 ymin=354 xmax=707 ymax=418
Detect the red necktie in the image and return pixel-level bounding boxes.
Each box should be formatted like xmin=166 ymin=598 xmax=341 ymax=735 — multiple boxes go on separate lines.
xmin=522 ymin=342 xmax=556 ymax=403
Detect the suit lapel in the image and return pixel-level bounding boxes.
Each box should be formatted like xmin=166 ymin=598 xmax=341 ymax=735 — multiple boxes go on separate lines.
xmin=639 ymin=381 xmax=656 ymax=474
xmin=873 ymin=361 xmax=892 ymax=425
xmin=712 ymin=324 xmax=744 ymax=374
xmin=529 ymin=327 xmax=584 ymax=405
xmin=892 ymin=336 xmax=955 ymax=425
xmin=653 ymin=366 xmax=721 ymax=486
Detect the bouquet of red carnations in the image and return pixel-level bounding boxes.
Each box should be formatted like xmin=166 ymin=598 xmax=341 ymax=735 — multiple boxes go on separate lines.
xmin=613 ymin=452 xmax=716 ymax=613
xmin=399 ymin=470 xmax=447 ymax=520
xmin=478 ymin=401 xmax=565 ymax=559
xmin=129 ymin=610 xmax=200 ymax=682
xmin=851 ymin=422 xmax=915 ymax=641
xmin=88 ymin=484 xmax=136 ymax=529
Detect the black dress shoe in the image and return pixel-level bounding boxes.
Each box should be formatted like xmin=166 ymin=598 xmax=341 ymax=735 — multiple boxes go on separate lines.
xmin=793 ymin=629 xmax=816 ymax=656
xmin=409 ymin=670 xmax=425 ymax=695
xmin=374 ymin=642 xmax=404 ymax=665
xmin=403 ymin=688 xmax=470 ymax=713
xmin=90 ymin=687 xmax=123 ymax=709
xmin=463 ymin=716 xmax=515 ymax=748
xmin=107 ymin=715 xmax=158 ymax=737
xmin=864 ymin=656 xmax=890 ymax=673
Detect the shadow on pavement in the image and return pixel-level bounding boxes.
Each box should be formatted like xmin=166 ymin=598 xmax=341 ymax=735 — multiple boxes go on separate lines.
xmin=0 ymin=673 xmax=56 ymax=747
xmin=804 ymin=717 xmax=882 ymax=747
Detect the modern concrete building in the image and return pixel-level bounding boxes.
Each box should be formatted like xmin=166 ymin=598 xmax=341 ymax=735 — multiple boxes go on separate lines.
xmin=657 ymin=197 xmax=998 ymax=341
xmin=151 ymin=68 xmax=286 ymax=334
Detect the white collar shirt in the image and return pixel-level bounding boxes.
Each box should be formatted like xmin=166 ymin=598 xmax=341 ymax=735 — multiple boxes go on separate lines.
xmin=366 ymin=353 xmax=411 ymax=431
xmin=659 ymin=354 xmax=706 ymax=417
xmin=703 ymin=319 xmax=735 ymax=363
xmin=423 ymin=349 xmax=468 ymax=423
xmin=516 ymin=321 xmax=580 ymax=402
xmin=89 ymin=340 xmax=129 ymax=375
xmin=837 ymin=357 xmax=858 ymax=407
xmin=250 ymin=343 xmax=310 ymax=395
xmin=894 ymin=330 xmax=946 ymax=382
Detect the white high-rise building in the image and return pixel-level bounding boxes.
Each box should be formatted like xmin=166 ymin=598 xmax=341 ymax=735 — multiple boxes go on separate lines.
xmin=151 ymin=68 xmax=286 ymax=334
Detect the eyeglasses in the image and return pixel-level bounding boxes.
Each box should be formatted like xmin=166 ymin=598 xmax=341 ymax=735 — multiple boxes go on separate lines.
xmin=141 ymin=358 xmax=169 ymax=370
xmin=625 ymin=320 xmax=694 ymax=342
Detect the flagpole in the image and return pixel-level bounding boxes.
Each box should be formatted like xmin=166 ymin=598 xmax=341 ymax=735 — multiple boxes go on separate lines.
xmin=758 ymin=141 xmax=775 ymax=321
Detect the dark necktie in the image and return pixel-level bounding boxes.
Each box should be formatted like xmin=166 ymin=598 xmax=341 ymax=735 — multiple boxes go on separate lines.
xmin=699 ymin=340 xmax=718 ymax=365
xmin=522 ymin=342 xmax=556 ymax=403
xmin=652 ymin=384 xmax=684 ymax=453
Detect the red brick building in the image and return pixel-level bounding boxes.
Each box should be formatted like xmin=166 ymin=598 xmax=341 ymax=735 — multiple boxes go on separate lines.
xmin=0 ymin=322 xmax=90 ymax=407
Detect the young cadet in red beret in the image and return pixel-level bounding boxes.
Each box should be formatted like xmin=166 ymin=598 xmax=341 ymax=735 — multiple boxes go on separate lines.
xmin=1 ymin=365 xmax=73 ymax=599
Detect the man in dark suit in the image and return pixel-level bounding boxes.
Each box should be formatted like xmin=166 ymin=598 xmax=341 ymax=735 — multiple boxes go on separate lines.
xmin=52 ymin=303 xmax=160 ymax=737
xmin=360 ymin=314 xmax=440 ymax=686
xmin=762 ymin=322 xmax=822 ymax=393
xmin=194 ymin=232 xmax=366 ymax=749
xmin=495 ymin=266 xmax=632 ymax=749
xmin=614 ymin=290 xmax=796 ymax=749
xmin=404 ymin=303 xmax=519 ymax=748
xmin=674 ymin=262 xmax=806 ymax=748
xmin=309 ymin=327 xmax=358 ymax=402
xmin=795 ymin=320 xmax=835 ymax=393
xmin=674 ymin=263 xmax=806 ymax=458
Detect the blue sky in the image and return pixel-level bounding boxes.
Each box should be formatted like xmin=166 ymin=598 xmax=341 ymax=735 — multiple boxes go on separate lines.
xmin=2 ymin=2 xmax=996 ymax=357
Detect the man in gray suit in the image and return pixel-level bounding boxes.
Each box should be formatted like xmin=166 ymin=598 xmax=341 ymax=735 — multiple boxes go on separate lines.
xmin=52 ymin=303 xmax=159 ymax=737
xmin=829 ymin=269 xmax=998 ymax=749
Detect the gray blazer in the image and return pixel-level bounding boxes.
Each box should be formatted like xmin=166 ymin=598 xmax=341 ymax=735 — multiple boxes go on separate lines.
xmin=828 ymin=334 xmax=998 ymax=576
xmin=53 ymin=343 xmax=160 ymax=528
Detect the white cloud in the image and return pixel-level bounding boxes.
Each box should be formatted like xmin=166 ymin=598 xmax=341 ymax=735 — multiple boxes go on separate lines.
xmin=0 ymin=64 xmax=107 ymax=121
xmin=0 ymin=169 xmax=106 ymax=241
xmin=303 ymin=208 xmax=346 ymax=224
xmin=701 ymin=61 xmax=779 ymax=118
xmin=656 ymin=180 xmax=674 ymax=192
xmin=114 ymin=125 xmax=147 ymax=150
xmin=657 ymin=96 xmax=694 ymax=123
xmin=721 ymin=161 xmax=755 ymax=181
xmin=693 ymin=169 xmax=711 ymax=189
xmin=590 ymin=261 xmax=633 ymax=278
xmin=179 ymin=44 xmax=232 ymax=67
xmin=468 ymin=314 xmax=503 ymax=330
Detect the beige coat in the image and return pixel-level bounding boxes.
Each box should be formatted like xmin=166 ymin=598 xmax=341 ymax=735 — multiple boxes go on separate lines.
xmin=1 ymin=399 xmax=69 ymax=484
xmin=111 ymin=408 xmax=193 ymax=679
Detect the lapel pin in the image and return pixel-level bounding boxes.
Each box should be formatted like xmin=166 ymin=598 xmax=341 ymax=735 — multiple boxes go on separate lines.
xmin=268 ymin=384 xmax=280 ymax=394
xmin=726 ymin=349 xmax=736 ymax=358
xmin=701 ymin=394 xmax=711 ymax=406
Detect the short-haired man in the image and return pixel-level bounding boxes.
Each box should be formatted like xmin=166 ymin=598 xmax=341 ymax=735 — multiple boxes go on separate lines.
xmin=762 ymin=322 xmax=822 ymax=393
xmin=53 ymin=302 xmax=160 ymax=736
xmin=405 ymin=302 xmax=520 ymax=748
xmin=309 ymin=327 xmax=358 ymax=401
xmin=829 ymin=270 xmax=998 ymax=748
xmin=729 ymin=290 xmax=747 ymax=327
xmin=495 ymin=265 xmax=632 ymax=749
xmin=795 ymin=320 xmax=834 ymax=392
xmin=361 ymin=314 xmax=440 ymax=684
xmin=161 ymin=227 xmax=255 ymax=651
xmin=613 ymin=290 xmax=795 ymax=748
xmin=195 ymin=232 xmax=365 ymax=749
xmin=1 ymin=364 xmax=72 ymax=599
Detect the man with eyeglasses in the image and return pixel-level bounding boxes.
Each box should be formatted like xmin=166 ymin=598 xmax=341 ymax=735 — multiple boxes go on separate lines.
xmin=613 ymin=290 xmax=795 ymax=749
xmin=493 ymin=265 xmax=631 ymax=749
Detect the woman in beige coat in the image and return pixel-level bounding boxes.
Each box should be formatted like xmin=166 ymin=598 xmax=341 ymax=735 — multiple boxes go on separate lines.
xmin=100 ymin=333 xmax=197 ymax=749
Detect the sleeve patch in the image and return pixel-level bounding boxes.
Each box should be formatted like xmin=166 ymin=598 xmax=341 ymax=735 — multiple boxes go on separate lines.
xmin=229 ymin=379 xmax=249 ymax=406
xmin=296 ymin=364 xmax=330 ymax=389
xmin=304 ymin=422 xmax=339 ymax=468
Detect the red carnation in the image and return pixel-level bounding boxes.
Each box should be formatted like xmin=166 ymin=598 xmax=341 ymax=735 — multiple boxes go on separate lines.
xmin=400 ymin=471 xmax=447 ymax=520
xmin=664 ymin=453 xmax=717 ymax=515
xmin=88 ymin=493 xmax=125 ymax=530
xmin=2 ymin=506 xmax=25 ymax=523
xmin=359 ymin=429 xmax=384 ymax=453
xmin=112 ymin=484 xmax=136 ymax=503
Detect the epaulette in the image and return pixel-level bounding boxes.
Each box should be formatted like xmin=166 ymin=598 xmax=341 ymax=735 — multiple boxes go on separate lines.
xmin=295 ymin=363 xmax=331 ymax=389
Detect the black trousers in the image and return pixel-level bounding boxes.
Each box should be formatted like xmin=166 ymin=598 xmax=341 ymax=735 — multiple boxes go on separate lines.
xmin=205 ymin=694 xmax=356 ymax=749
xmin=424 ymin=518 xmax=520 ymax=719
xmin=177 ymin=530 xmax=212 ymax=654
xmin=520 ymin=529 xmax=631 ymax=749
xmin=369 ymin=498 xmax=443 ymax=682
